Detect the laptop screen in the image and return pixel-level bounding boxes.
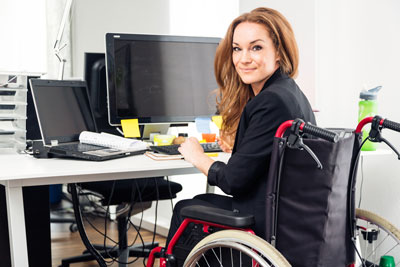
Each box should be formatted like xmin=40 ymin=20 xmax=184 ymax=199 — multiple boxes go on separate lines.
xmin=30 ymin=79 xmax=97 ymax=145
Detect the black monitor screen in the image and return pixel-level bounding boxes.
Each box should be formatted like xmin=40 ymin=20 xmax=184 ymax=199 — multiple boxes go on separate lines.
xmin=105 ymin=33 xmax=220 ymax=126
xmin=29 ymin=79 xmax=96 ymax=145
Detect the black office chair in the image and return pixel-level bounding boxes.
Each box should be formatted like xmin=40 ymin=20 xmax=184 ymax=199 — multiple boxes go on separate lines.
xmin=59 ymin=55 xmax=183 ymax=266
xmin=60 ymin=177 xmax=182 ymax=267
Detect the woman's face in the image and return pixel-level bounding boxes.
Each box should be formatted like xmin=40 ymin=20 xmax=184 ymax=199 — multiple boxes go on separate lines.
xmin=232 ymin=22 xmax=280 ymax=95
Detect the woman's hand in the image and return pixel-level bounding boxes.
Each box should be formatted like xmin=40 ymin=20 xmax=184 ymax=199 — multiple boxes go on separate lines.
xmin=216 ymin=136 xmax=233 ymax=153
xmin=178 ymin=137 xmax=214 ymax=176
xmin=178 ymin=137 xmax=205 ymax=165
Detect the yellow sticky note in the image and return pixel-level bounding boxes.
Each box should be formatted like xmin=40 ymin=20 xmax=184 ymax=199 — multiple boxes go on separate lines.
xmin=121 ymin=119 xmax=141 ymax=138
xmin=212 ymin=115 xmax=223 ymax=129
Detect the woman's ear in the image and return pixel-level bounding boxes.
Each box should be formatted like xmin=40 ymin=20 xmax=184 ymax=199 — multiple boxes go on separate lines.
xmin=275 ymin=51 xmax=281 ymax=62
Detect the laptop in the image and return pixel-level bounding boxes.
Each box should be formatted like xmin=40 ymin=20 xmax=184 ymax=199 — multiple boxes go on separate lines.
xmin=29 ymin=79 xmax=146 ymax=161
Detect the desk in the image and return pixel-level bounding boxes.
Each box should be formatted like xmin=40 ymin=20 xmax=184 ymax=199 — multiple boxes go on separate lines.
xmin=0 ymin=153 xmax=226 ymax=266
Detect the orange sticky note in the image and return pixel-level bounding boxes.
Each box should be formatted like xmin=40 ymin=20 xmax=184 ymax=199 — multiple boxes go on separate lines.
xmin=212 ymin=115 xmax=223 ymax=129
xmin=121 ymin=119 xmax=141 ymax=138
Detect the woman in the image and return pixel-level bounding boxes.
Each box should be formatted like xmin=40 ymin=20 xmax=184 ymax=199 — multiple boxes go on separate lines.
xmin=167 ymin=7 xmax=315 ymax=242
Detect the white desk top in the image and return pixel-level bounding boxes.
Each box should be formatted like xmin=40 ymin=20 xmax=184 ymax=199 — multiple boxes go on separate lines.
xmin=0 ymin=153 xmax=230 ymax=188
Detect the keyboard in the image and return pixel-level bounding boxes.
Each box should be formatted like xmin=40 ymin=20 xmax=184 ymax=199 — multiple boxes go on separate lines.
xmin=150 ymin=142 xmax=222 ymax=155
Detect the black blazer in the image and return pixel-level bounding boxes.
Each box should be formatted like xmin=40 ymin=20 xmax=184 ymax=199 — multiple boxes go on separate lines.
xmin=208 ymin=69 xmax=316 ymax=239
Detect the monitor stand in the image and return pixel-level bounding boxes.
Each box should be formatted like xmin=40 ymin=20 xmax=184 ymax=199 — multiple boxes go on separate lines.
xmin=142 ymin=124 xmax=170 ymax=140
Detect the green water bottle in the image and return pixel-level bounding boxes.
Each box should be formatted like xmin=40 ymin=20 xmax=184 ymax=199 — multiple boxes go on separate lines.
xmin=358 ymin=86 xmax=382 ymax=151
xmin=379 ymin=255 xmax=395 ymax=267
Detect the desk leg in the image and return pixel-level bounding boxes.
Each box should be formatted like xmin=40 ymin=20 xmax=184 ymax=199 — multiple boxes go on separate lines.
xmin=5 ymin=185 xmax=29 ymax=267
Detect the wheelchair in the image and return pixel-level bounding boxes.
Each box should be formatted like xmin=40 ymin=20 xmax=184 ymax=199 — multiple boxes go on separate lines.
xmin=145 ymin=116 xmax=400 ymax=267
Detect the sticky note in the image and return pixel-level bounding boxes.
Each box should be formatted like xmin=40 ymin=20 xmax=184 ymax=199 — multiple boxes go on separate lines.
xmin=195 ymin=117 xmax=211 ymax=134
xmin=212 ymin=115 xmax=223 ymax=129
xmin=121 ymin=119 xmax=141 ymax=138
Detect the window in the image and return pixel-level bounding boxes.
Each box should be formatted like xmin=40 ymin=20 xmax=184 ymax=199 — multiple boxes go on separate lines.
xmin=0 ymin=0 xmax=47 ymax=73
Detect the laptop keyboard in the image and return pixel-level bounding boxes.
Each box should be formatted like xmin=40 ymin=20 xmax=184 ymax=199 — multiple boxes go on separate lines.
xmin=150 ymin=142 xmax=222 ymax=155
xmin=57 ymin=143 xmax=105 ymax=152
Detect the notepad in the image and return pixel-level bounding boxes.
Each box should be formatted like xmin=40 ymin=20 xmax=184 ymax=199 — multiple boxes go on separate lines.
xmin=80 ymin=131 xmax=148 ymax=151
xmin=121 ymin=119 xmax=141 ymax=138
xmin=195 ymin=117 xmax=211 ymax=133
xmin=212 ymin=115 xmax=223 ymax=129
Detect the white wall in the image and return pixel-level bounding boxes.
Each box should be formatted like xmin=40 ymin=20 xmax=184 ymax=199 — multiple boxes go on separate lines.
xmin=316 ymin=0 xmax=400 ymax=227
xmin=71 ymin=0 xmax=171 ymax=78
xmin=169 ymin=0 xmax=238 ymax=37
xmin=71 ymin=0 xmax=238 ymax=78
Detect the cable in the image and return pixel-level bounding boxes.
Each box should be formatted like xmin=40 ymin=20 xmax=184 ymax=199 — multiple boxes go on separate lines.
xmin=352 ymin=239 xmax=367 ymax=267
xmin=70 ymin=183 xmax=108 ymax=267
xmin=116 ymin=127 xmax=124 ymax=136
xmin=80 ymin=209 xmax=119 ymax=245
xmin=358 ymin=155 xmax=364 ymax=208
xmin=76 ymin=178 xmax=162 ymax=265
xmin=103 ymin=180 xmax=117 ymax=263
xmin=111 ymin=178 xmax=151 ymax=265
xmin=81 ymin=191 xmax=130 ymax=218
xmin=76 ymin=181 xmax=153 ymax=266
xmin=348 ymin=137 xmax=368 ymax=267
xmin=77 ymin=187 xmax=119 ymax=245
xmin=0 ymin=75 xmax=17 ymax=87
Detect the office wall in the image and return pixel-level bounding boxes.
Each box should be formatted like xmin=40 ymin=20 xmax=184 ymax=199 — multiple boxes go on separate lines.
xmin=71 ymin=0 xmax=238 ymax=78
xmin=316 ymin=0 xmax=400 ymax=227
xmin=71 ymin=0 xmax=171 ymax=78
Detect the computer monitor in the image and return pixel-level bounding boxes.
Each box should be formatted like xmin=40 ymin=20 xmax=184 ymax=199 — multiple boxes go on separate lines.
xmin=105 ymin=33 xmax=221 ymax=126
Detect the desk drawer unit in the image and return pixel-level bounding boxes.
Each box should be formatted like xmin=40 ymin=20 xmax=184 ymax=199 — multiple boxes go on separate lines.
xmin=0 ymin=73 xmax=28 ymax=153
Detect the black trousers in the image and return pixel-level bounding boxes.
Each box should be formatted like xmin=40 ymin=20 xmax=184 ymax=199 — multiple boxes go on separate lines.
xmin=166 ymin=193 xmax=233 ymax=244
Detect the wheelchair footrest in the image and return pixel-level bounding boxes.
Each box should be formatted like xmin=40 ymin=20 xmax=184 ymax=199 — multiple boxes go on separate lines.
xmin=180 ymin=205 xmax=255 ymax=228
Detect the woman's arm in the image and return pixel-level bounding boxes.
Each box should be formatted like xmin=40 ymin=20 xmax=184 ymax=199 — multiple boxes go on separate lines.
xmin=216 ymin=136 xmax=233 ymax=153
xmin=208 ymin=91 xmax=293 ymax=196
xmin=178 ymin=137 xmax=215 ymax=176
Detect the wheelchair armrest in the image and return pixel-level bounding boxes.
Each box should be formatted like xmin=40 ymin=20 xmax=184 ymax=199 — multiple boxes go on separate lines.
xmin=180 ymin=205 xmax=255 ymax=228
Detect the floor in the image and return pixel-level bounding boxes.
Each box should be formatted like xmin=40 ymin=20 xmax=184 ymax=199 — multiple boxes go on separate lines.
xmin=50 ymin=201 xmax=166 ymax=267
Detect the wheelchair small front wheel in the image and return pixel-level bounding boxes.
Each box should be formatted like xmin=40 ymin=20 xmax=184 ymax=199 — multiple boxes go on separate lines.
xmin=184 ymin=229 xmax=291 ymax=267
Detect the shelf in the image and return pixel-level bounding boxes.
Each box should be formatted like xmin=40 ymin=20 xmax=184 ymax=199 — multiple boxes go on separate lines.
xmin=0 ymin=101 xmax=27 ymax=105
xmin=0 ymin=73 xmax=29 ymax=153
xmin=0 ymin=115 xmax=27 ymax=120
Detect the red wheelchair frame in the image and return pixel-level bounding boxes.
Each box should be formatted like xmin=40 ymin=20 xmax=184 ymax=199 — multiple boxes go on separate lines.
xmin=146 ymin=217 xmax=255 ymax=266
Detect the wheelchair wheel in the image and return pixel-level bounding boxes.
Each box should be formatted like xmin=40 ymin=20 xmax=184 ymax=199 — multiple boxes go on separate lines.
xmin=355 ymin=208 xmax=400 ymax=266
xmin=184 ymin=229 xmax=291 ymax=267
